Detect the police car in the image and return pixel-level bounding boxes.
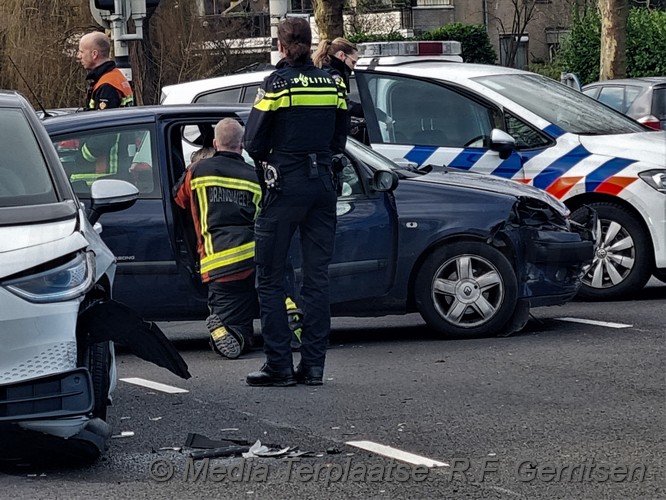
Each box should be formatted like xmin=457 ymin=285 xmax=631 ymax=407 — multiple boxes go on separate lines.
xmin=160 ymin=41 xmax=666 ymax=300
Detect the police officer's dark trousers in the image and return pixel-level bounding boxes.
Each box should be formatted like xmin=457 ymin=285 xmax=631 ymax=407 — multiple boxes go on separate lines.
xmin=254 ymin=170 xmax=337 ymax=371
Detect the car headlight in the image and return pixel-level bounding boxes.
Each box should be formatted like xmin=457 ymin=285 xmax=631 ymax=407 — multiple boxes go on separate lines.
xmin=4 ymin=252 xmax=95 ymax=303
xmin=638 ymin=169 xmax=666 ymax=193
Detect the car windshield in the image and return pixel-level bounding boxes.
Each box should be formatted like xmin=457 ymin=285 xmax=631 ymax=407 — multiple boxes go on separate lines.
xmin=0 ymin=107 xmax=57 ymax=207
xmin=473 ymin=74 xmax=646 ymax=135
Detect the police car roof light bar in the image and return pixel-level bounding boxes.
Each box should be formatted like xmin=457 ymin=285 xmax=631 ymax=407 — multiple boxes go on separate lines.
xmin=357 ymin=41 xmax=462 ymax=58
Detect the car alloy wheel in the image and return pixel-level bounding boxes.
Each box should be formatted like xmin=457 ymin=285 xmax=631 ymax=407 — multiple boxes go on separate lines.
xmin=415 ymin=242 xmax=518 ymax=338
xmin=572 ymin=202 xmax=652 ymax=300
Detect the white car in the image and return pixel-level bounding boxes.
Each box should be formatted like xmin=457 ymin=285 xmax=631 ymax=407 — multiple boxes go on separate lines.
xmin=0 ymin=91 xmax=187 ymax=462
xmin=160 ymin=41 xmax=666 ymax=300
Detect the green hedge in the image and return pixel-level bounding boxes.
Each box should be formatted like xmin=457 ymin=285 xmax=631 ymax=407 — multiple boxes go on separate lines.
xmin=559 ymin=7 xmax=666 ymax=85
xmin=419 ymin=23 xmax=496 ymax=64
xmin=347 ymin=23 xmax=496 ymax=64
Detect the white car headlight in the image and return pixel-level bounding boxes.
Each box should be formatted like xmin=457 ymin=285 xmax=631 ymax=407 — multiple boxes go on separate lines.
xmin=4 ymin=252 xmax=95 ymax=303
xmin=638 ymin=169 xmax=666 ymax=193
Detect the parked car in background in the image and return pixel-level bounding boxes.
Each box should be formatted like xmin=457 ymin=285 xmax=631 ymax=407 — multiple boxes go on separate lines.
xmin=159 ymin=42 xmax=666 ymax=299
xmin=44 ymin=105 xmax=595 ymax=340
xmin=0 ymin=91 xmax=186 ymax=464
xmin=582 ymin=77 xmax=666 ymax=130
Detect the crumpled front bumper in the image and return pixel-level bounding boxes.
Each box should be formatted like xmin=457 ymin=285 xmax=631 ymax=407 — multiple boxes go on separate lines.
xmin=511 ymin=203 xmax=597 ymax=305
xmin=0 ymin=368 xmax=93 ymax=423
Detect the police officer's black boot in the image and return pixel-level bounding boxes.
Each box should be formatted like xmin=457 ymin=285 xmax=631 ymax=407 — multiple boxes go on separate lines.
xmin=294 ymin=364 xmax=324 ymax=386
xmin=246 ymin=364 xmax=296 ymax=387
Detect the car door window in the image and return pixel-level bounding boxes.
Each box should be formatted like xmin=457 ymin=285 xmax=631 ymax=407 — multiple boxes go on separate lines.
xmin=195 ymin=87 xmax=242 ymax=104
xmin=597 ymin=86 xmax=625 ymax=112
xmin=505 ymin=113 xmax=553 ymax=149
xmin=362 ymin=73 xmax=499 ymax=147
xmin=241 ymin=85 xmax=260 ymax=103
xmin=624 ymin=85 xmax=642 ymax=111
xmin=52 ymin=126 xmax=159 ymax=198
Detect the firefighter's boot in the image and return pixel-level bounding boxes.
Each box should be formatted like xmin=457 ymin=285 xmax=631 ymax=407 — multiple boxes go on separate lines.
xmin=206 ymin=314 xmax=244 ymax=359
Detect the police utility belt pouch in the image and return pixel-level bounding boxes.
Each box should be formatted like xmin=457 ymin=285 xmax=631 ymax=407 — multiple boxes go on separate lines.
xmin=308 ymin=153 xmax=319 ymax=179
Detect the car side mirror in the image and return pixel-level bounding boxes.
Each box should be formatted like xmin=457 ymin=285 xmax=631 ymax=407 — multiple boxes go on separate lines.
xmin=371 ymin=170 xmax=399 ymax=192
xmin=88 ymin=179 xmax=139 ymax=225
xmin=489 ymin=129 xmax=516 ymax=160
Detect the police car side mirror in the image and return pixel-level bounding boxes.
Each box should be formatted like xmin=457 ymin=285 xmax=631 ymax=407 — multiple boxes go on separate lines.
xmin=371 ymin=170 xmax=399 ymax=192
xmin=489 ymin=129 xmax=516 ymax=160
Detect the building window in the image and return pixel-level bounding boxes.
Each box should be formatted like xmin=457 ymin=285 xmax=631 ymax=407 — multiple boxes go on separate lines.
xmin=499 ymin=34 xmax=528 ymax=70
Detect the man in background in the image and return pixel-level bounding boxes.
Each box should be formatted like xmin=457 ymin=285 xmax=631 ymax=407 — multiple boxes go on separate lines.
xmin=77 ymin=31 xmax=134 ymax=110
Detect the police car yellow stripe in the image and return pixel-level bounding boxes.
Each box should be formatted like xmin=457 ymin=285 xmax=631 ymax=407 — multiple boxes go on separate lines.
xmin=200 ymin=242 xmax=255 ymax=274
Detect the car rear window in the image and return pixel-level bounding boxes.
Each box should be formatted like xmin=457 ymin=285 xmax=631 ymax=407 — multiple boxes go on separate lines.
xmin=0 ymin=108 xmax=57 ymax=207
xmin=652 ymin=87 xmax=666 ymax=119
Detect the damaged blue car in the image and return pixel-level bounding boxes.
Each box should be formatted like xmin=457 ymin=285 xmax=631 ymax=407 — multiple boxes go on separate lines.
xmin=43 ymin=105 xmax=596 ymax=340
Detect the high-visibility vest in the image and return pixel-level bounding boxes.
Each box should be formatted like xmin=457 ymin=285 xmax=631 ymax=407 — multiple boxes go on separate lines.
xmin=89 ymin=68 xmax=134 ymax=109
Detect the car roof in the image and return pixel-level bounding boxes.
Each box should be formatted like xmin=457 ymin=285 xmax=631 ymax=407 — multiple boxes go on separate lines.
xmin=160 ymin=62 xmax=529 ymax=104
xmin=355 ymin=61 xmax=530 ymax=81
xmin=583 ymin=77 xmax=666 ymax=88
xmin=0 ymin=89 xmax=32 ymax=108
xmin=161 ymin=71 xmax=272 ymax=101
xmin=42 ymin=104 xmax=252 ymax=132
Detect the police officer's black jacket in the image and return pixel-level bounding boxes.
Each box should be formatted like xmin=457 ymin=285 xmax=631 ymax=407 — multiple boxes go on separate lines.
xmin=173 ymin=151 xmax=262 ymax=283
xmin=322 ymin=56 xmax=363 ymax=119
xmin=243 ymin=58 xmax=348 ymax=175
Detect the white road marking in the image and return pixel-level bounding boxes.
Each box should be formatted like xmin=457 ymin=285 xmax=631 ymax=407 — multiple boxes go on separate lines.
xmin=556 ymin=317 xmax=633 ymax=329
xmin=345 ymin=440 xmax=449 ymax=467
xmin=120 ymin=377 xmax=189 ymax=394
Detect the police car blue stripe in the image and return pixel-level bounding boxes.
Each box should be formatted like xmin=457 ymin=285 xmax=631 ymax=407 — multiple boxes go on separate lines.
xmin=543 ymin=124 xmax=566 ymax=138
xmin=405 ymin=146 xmax=438 ymax=166
xmin=532 ymin=145 xmax=591 ymax=190
xmin=449 ymin=149 xmax=484 ymax=171
xmin=586 ymin=157 xmax=636 ymax=192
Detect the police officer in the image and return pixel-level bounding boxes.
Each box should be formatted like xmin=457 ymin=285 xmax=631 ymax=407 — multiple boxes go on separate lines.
xmin=313 ymin=37 xmax=393 ymax=139
xmin=77 ymin=32 xmax=134 ymax=110
xmin=174 ymin=119 xmax=262 ymax=359
xmin=243 ymin=17 xmax=348 ymax=387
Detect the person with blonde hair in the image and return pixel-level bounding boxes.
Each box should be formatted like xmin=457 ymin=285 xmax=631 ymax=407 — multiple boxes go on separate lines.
xmin=312 ymin=38 xmax=362 ymax=117
xmin=313 ymin=37 xmax=393 ymax=134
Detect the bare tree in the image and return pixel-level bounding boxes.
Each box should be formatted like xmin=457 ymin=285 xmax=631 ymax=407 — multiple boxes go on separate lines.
xmin=598 ymin=0 xmax=627 ymax=79
xmin=492 ymin=0 xmax=541 ymax=68
xmin=313 ymin=0 xmax=345 ymax=40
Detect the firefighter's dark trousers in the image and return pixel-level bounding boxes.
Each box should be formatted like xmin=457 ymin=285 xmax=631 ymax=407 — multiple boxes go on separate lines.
xmin=208 ymin=272 xmax=259 ymax=346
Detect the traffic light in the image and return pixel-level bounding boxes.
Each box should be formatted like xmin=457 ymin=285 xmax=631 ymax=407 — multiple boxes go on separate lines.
xmin=94 ymin=0 xmax=116 ymax=11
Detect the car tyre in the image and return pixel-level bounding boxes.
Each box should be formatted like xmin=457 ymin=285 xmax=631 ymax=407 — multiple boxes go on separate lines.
xmin=79 ymin=340 xmax=111 ymax=421
xmin=415 ymin=242 xmax=518 ymax=339
xmin=571 ymin=202 xmax=652 ymax=300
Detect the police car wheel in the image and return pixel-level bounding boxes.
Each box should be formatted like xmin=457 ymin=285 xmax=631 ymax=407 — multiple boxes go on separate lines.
xmin=572 ymin=202 xmax=652 ymax=300
xmin=415 ymin=242 xmax=519 ymax=339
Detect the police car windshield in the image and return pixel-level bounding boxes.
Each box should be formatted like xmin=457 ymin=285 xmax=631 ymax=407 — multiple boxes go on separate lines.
xmin=473 ymin=74 xmax=646 ymax=135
